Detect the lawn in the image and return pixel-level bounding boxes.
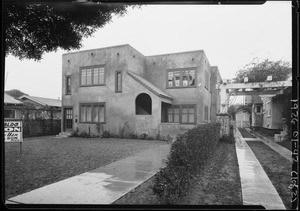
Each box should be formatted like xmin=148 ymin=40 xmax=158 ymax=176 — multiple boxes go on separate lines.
xmin=277 ymin=140 xmax=292 ymax=151
xmin=113 ymin=141 xmax=242 ymax=205
xmin=4 ymin=136 xmax=167 ymax=199
xmin=246 ymin=141 xmax=292 ymax=209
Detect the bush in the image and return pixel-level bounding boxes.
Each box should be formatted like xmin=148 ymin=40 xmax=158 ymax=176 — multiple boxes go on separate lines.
xmin=129 ymin=132 xmax=139 ymax=139
xmin=70 ymin=131 xmax=92 ymax=138
xmin=101 ymin=130 xmax=111 ymax=138
xmin=152 ymin=123 xmax=221 ymax=204
xmin=220 ymin=125 xmax=235 ymax=144
xmin=139 ymin=133 xmax=148 ymax=140
xmin=23 ymin=119 xmax=61 ymax=138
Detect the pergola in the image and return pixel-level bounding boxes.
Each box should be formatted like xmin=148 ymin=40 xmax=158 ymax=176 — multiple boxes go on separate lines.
xmin=217 ymin=79 xmax=292 ymax=113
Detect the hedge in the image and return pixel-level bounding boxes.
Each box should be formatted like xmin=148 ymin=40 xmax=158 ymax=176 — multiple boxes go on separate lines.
xmin=152 ymin=122 xmax=221 ymax=204
xmin=23 ymin=119 xmax=61 ymax=138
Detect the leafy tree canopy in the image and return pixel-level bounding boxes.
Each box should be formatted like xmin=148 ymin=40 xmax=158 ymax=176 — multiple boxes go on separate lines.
xmin=235 ymin=58 xmax=291 ymax=83
xmin=3 ymin=1 xmax=139 ymax=60
xmin=5 ymin=89 xmax=28 ymax=99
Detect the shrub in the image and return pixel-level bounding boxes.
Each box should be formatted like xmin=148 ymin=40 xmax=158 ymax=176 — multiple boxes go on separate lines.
xmin=146 ymin=136 xmax=154 ymax=140
xmin=70 ymin=131 xmax=92 ymax=138
xmin=101 ymin=130 xmax=111 ymax=138
xmin=152 ymin=122 xmax=221 ymax=204
xmin=220 ymin=125 xmax=235 ymax=143
xmin=118 ymin=122 xmax=135 ymax=138
xmin=129 ymin=132 xmax=139 ymax=139
xmin=139 ymin=133 xmax=148 ymax=140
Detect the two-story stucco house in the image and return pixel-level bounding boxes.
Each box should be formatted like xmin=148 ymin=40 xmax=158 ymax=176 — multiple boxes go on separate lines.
xmin=61 ymin=44 xmax=222 ymax=137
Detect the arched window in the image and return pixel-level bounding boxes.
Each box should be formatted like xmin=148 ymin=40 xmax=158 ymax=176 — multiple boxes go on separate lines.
xmin=136 ymin=93 xmax=152 ymax=115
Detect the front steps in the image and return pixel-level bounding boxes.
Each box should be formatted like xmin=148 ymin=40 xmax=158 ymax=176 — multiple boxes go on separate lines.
xmin=56 ymin=132 xmax=72 ymax=138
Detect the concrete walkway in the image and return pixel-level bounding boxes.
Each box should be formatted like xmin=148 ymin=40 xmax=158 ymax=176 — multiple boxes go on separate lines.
xmin=6 ymin=143 xmax=170 ymax=204
xmin=245 ymin=128 xmax=292 ymax=163
xmin=235 ymin=128 xmax=286 ymax=209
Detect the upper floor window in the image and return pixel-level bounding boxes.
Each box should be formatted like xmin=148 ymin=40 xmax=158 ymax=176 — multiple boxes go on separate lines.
xmin=66 ymin=76 xmax=71 ymax=95
xmin=115 ymin=70 xmax=122 ymax=92
xmin=167 ymin=69 xmax=196 ymax=88
xmin=80 ymin=66 xmax=105 ymax=86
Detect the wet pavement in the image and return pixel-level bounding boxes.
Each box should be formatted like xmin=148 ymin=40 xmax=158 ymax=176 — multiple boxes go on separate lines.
xmin=235 ymin=128 xmax=286 ymax=209
xmin=6 ymin=143 xmax=170 ymax=204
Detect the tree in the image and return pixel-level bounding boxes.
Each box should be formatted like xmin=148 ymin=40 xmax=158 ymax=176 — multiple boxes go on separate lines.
xmin=235 ymin=58 xmax=291 ymax=83
xmin=5 ymin=89 xmax=28 ymax=99
xmin=3 ymin=1 xmax=139 ymax=61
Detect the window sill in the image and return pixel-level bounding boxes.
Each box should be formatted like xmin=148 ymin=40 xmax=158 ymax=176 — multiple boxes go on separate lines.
xmin=166 ymin=86 xmax=197 ymax=89
xmin=79 ymin=122 xmax=106 ymax=124
xmin=80 ymin=84 xmax=106 ymax=87
xmin=165 ymin=122 xmax=196 ymax=125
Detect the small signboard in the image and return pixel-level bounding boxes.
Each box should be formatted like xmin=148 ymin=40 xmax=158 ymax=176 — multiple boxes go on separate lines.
xmin=4 ymin=120 xmax=23 ymax=142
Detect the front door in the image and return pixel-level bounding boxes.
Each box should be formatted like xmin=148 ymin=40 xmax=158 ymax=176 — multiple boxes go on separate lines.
xmin=64 ymin=108 xmax=73 ymax=132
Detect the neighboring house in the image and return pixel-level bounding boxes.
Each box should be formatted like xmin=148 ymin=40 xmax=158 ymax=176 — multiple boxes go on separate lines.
xmin=18 ymin=95 xmax=62 ymax=119
xmin=260 ymin=93 xmax=288 ymax=130
xmin=4 ymin=93 xmax=23 ymax=119
xmin=251 ymin=95 xmax=263 ymax=127
xmin=235 ymin=109 xmax=250 ymax=128
xmin=62 ymin=44 xmax=222 ymax=137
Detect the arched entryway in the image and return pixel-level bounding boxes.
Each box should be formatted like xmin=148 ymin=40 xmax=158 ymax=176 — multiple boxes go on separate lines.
xmin=136 ymin=93 xmax=152 ymax=115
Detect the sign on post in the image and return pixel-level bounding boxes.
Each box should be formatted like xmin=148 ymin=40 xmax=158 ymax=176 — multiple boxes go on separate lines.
xmin=4 ymin=119 xmax=23 ymax=154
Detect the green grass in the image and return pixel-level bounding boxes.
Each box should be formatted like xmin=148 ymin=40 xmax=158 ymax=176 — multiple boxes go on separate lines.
xmin=5 ymin=137 xmax=167 ymax=199
xmin=113 ymin=141 xmax=242 ymax=205
xmin=246 ymin=141 xmax=292 ymax=209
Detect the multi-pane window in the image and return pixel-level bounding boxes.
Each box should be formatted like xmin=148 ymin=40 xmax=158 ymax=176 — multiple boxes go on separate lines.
xmin=167 ymin=105 xmax=196 ymax=124
xmin=256 ymin=105 xmax=262 ymax=113
xmin=80 ymin=103 xmax=105 ymax=123
xmin=167 ymin=69 xmax=196 ymax=88
xmin=4 ymin=109 xmax=15 ymax=119
xmin=80 ymin=66 xmax=105 ymax=86
xmin=267 ymin=101 xmax=271 ymax=116
xmin=115 ymin=71 xmax=122 ymax=92
xmin=66 ymin=76 xmax=71 ymax=95
xmin=204 ymin=106 xmax=209 ymax=121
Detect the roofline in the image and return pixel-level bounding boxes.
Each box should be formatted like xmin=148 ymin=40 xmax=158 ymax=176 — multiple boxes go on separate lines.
xmin=62 ymin=44 xmax=131 ymax=56
xmin=146 ymin=49 xmax=204 ymax=58
xmin=127 ymin=72 xmax=173 ymax=101
xmin=4 ymin=102 xmax=23 ymax=106
xmin=18 ymin=95 xmax=47 ymax=106
xmin=18 ymin=95 xmax=61 ymax=107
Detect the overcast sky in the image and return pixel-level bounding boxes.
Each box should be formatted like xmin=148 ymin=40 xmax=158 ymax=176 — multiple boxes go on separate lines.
xmin=4 ymin=1 xmax=292 ymax=99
